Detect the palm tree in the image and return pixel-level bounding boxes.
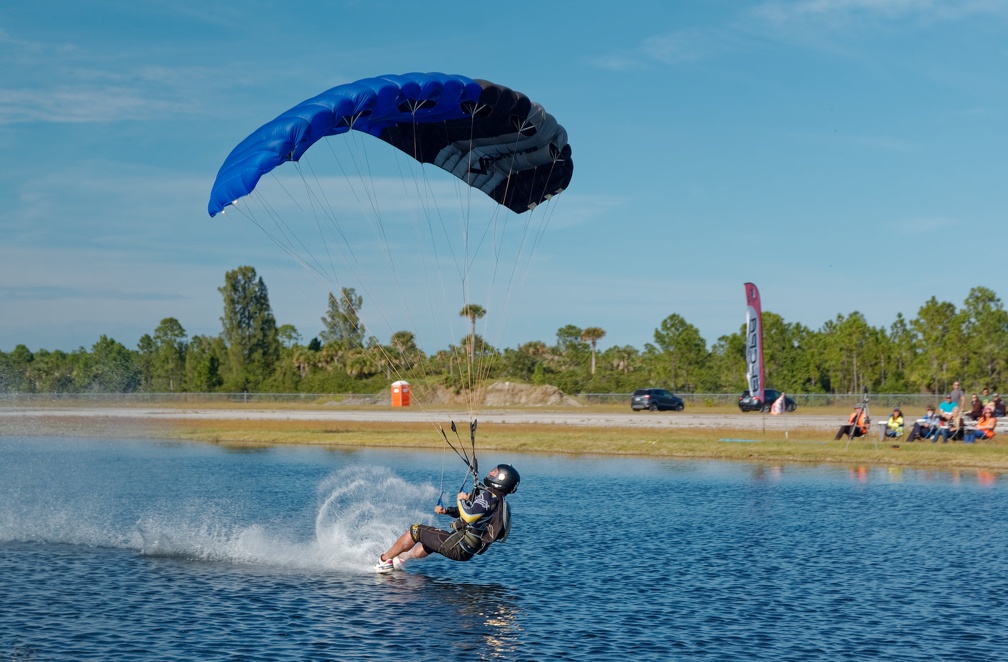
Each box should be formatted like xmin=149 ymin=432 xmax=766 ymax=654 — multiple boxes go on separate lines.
xmin=581 ymin=327 xmax=606 ymax=375
xmin=459 ymin=304 xmax=486 ymax=364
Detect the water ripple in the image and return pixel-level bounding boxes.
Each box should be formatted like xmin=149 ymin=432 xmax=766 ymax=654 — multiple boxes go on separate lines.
xmin=2 ymin=439 xmax=1008 ymax=660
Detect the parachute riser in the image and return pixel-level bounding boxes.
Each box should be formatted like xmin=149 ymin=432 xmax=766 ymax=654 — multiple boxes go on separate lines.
xmin=437 ymin=419 xmax=480 ymax=507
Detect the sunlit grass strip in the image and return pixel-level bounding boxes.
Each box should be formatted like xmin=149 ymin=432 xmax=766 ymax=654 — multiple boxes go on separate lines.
xmin=150 ymin=417 xmax=1008 ymax=472
xmin=8 ymin=413 xmax=1008 ymax=472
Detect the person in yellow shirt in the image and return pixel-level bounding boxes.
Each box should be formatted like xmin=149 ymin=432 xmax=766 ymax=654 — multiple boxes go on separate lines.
xmin=884 ymin=407 xmax=904 ymax=439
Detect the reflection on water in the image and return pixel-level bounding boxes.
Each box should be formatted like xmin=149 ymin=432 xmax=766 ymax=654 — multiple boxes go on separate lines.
xmin=845 ymin=464 xmax=1002 ymax=486
xmin=2 ymin=437 xmax=1007 ymax=661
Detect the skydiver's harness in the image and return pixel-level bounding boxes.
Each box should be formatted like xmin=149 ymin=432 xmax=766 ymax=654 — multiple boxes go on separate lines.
xmin=447 ymin=488 xmax=511 ymax=556
xmin=433 ymin=419 xmax=511 ymax=558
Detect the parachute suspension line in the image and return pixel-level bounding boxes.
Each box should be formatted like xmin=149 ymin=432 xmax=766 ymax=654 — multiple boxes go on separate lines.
xmin=233 ymin=193 xmax=374 ymax=348
xmin=469 ymin=418 xmax=479 ymax=480
xmin=461 ymin=111 xmax=499 ymax=420
xmin=458 ymin=111 xmax=477 ymax=419
xmin=325 ymin=131 xmax=443 ymax=404
xmin=313 ymin=136 xmax=417 ymax=374
xmin=293 ymin=156 xmax=402 ymax=378
xmin=481 ymin=120 xmax=567 ymax=376
xmin=436 ymin=438 xmax=447 ymax=509
xmin=464 ymin=119 xmax=527 ymax=413
xmin=238 ymin=190 xmax=331 ymax=285
xmin=261 ymin=145 xmax=401 ymax=413
xmin=387 ymin=117 xmax=458 ymax=404
xmin=494 ymin=159 xmax=567 ymax=348
xmin=435 ymin=421 xmax=479 ymax=508
xmin=294 ymin=161 xmax=350 ymax=289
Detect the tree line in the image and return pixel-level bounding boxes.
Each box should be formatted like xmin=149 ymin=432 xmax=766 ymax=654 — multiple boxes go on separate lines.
xmin=2 ymin=266 xmax=1006 ymax=398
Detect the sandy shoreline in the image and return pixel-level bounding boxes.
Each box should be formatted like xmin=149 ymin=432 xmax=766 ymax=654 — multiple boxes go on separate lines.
xmin=0 ymin=405 xmax=839 ymax=431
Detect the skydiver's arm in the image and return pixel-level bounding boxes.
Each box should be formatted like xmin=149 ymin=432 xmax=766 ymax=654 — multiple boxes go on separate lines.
xmin=435 ymin=504 xmax=461 ymax=517
xmin=457 ymin=490 xmax=492 ymax=524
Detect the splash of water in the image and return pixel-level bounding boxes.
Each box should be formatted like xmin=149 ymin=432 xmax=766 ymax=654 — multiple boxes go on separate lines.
xmin=2 ymin=460 xmax=437 ymax=575
xmin=133 ymin=465 xmax=438 ymax=573
xmin=314 ymin=465 xmax=438 ymax=570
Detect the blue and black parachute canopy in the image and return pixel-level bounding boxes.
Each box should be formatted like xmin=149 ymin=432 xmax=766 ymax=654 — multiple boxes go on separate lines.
xmin=208 ymin=72 xmax=573 ymax=217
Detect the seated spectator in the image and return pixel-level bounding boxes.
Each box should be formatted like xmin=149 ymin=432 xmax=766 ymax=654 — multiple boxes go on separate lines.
xmin=834 ymin=405 xmax=870 ymax=440
xmin=966 ymin=394 xmax=984 ymax=421
xmin=965 ymin=406 xmax=997 ymax=443
xmin=885 ymin=407 xmax=904 ymax=438
xmin=933 ymin=406 xmax=963 ymax=443
xmin=907 ymin=405 xmax=939 ymax=442
xmin=992 ymin=394 xmax=1006 ymax=417
xmin=938 ymin=394 xmax=956 ymax=419
xmin=981 ymin=387 xmax=992 ymax=406
xmin=931 ymin=417 xmax=951 ymax=444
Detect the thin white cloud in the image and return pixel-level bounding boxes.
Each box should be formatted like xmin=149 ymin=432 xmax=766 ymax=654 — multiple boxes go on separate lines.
xmin=0 ymin=86 xmax=196 ymax=124
xmin=591 ymin=0 xmax=1008 ymax=71
xmin=589 ymin=54 xmax=649 ymax=72
xmin=590 ymin=26 xmax=730 ymax=71
xmin=751 ymin=0 xmax=1008 ymax=28
xmin=893 ymin=216 xmax=960 ymax=232
xmin=640 ymin=28 xmax=728 ymax=65
xmin=0 ymin=19 xmax=230 ymax=124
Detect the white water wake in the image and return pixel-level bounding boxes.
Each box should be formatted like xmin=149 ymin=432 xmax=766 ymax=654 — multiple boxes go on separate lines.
xmin=1 ymin=464 xmax=438 ymax=575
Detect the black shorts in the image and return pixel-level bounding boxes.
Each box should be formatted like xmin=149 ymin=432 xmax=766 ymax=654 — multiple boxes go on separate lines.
xmin=410 ymin=524 xmax=479 ymax=562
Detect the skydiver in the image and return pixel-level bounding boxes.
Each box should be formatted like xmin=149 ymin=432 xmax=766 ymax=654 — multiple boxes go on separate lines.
xmin=374 ymin=464 xmax=519 ymax=573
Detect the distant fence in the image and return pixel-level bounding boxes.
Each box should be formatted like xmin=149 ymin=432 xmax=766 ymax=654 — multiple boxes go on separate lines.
xmin=1 ymin=391 xmax=947 ymax=410
xmin=0 ymin=392 xmax=383 ymax=406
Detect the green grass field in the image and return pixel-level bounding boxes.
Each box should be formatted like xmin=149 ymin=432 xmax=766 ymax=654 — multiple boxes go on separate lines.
xmin=5 ymin=402 xmax=1006 ymax=473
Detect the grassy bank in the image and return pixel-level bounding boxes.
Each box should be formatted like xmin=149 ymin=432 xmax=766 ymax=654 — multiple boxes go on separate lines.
xmin=166 ymin=418 xmax=1008 ymax=471
xmin=8 ymin=409 xmax=1007 ymax=473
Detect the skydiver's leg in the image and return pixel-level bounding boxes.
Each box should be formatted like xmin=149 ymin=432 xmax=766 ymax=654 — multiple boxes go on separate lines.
xmin=393 ymin=543 xmax=429 ymax=568
xmin=380 ymin=530 xmax=419 ymax=562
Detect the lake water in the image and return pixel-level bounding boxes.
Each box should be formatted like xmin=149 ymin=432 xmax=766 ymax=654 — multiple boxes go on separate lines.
xmin=1 ymin=436 xmax=1006 ymax=661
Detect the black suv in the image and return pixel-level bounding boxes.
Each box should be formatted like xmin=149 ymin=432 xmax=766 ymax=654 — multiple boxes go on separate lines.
xmin=631 ymin=388 xmax=685 ymax=412
xmin=738 ymin=388 xmax=797 ymax=413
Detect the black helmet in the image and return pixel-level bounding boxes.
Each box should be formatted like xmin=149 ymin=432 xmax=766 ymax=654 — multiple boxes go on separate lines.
xmin=484 ymin=464 xmax=520 ymax=494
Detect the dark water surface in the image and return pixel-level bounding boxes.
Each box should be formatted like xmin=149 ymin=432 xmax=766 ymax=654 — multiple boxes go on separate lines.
xmin=2 ymin=436 xmax=1006 ymax=661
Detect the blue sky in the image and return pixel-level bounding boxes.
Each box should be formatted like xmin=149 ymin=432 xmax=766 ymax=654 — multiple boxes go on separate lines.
xmin=2 ymin=1 xmax=1006 ymax=356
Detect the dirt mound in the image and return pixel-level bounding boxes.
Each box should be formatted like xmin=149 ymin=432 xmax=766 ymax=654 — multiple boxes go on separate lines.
xmin=413 ymin=381 xmax=579 ymax=407
xmin=483 ymin=381 xmax=580 ymax=407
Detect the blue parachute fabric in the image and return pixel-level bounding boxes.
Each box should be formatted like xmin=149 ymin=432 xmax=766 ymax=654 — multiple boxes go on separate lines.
xmin=208 ymin=72 xmax=572 ymax=217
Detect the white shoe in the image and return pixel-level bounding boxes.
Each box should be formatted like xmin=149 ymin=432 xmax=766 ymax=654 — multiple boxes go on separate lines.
xmin=392 ymin=556 xmax=405 ymax=570
xmin=374 ymin=557 xmax=394 ymax=574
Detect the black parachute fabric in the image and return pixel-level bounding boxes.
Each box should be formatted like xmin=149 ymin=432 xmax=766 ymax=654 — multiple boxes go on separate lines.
xmin=208 ymin=72 xmax=572 ymax=217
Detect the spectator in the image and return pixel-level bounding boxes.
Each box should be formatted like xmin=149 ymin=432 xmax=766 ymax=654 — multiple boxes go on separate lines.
xmin=931 ymin=416 xmax=952 ymax=444
xmin=885 ymin=407 xmax=904 ymax=439
xmin=950 ymin=381 xmax=965 ymax=409
xmin=965 ymin=406 xmax=997 ymax=443
xmin=907 ymin=405 xmax=939 ymax=442
xmin=981 ymin=387 xmax=992 ymax=406
xmin=939 ymin=394 xmax=956 ymax=419
xmin=932 ymin=406 xmax=965 ymax=443
xmin=834 ymin=405 xmax=870 ymax=440
xmin=992 ymin=394 xmax=1006 ymax=417
xmin=966 ymin=394 xmax=984 ymax=421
